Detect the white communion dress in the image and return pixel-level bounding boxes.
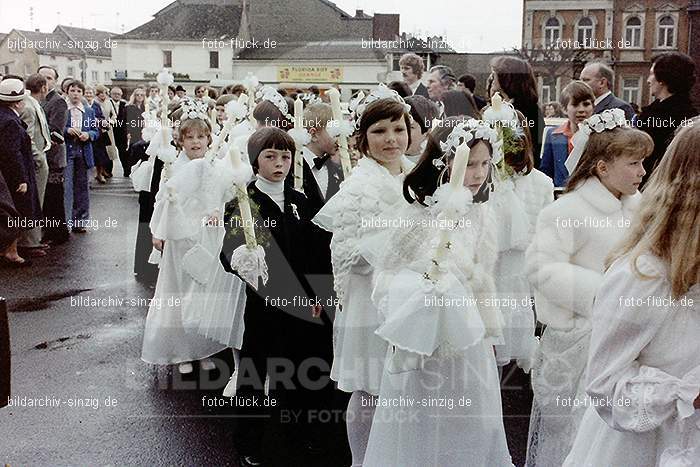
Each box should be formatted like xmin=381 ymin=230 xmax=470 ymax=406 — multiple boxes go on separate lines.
xmin=524 ymin=176 xmax=641 ymax=467
xmin=141 ymin=154 xmax=235 ymax=365
xmin=361 ymin=186 xmax=513 ymax=467
xmin=313 ymin=156 xmax=414 ymax=396
xmin=489 ymin=171 xmax=552 ymax=369
xmin=563 ymin=254 xmax=700 ymax=467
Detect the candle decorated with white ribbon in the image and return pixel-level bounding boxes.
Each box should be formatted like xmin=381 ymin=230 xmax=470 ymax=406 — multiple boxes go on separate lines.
xmin=326 ymin=87 xmax=352 ymax=178
xmin=427 ymin=141 xmax=471 ymax=283
xmin=210 ymin=106 xmax=218 ymax=131
xmin=229 ymin=143 xmax=257 ymax=249
xmin=491 ymin=92 xmax=503 ymax=112
xmin=449 ymin=142 xmax=470 ymax=189
xmin=293 ymin=97 xmax=304 ymax=191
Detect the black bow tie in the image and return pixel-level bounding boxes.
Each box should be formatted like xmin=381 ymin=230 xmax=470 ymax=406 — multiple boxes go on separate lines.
xmin=313 ymin=153 xmax=331 ymax=170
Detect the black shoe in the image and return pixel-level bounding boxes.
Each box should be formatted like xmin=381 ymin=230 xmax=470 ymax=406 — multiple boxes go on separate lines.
xmin=239 ymin=455 xmax=263 ymax=467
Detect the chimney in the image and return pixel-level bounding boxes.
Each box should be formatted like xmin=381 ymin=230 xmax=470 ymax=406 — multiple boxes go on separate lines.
xmin=356 ymin=9 xmax=363 ymax=17
xmin=35 ymin=28 xmax=40 ymax=32
xmin=372 ymin=14 xmax=400 ymax=41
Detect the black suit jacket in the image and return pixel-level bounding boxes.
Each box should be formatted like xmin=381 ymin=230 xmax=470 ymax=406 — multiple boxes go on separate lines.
xmin=110 ymin=98 xmax=128 ymax=148
xmin=41 ymin=89 xmax=68 ymax=170
xmin=594 ymin=93 xmax=635 ymax=122
xmin=413 ymin=82 xmax=430 ymax=98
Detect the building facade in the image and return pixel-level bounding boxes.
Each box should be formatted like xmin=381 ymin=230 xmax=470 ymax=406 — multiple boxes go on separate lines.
xmin=522 ymin=0 xmax=695 ymax=106
xmin=0 ymin=26 xmax=114 ymax=85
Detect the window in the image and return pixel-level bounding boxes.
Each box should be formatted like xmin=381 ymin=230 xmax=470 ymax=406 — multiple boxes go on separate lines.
xmin=657 ymin=16 xmax=675 ymax=48
xmin=104 ymin=71 xmax=111 ymax=81
xmin=577 ymin=17 xmax=594 ymax=46
xmin=625 ymin=17 xmax=642 ymax=47
xmin=163 ymin=50 xmax=172 ymax=67
xmin=544 ymin=17 xmax=561 ymax=46
xmin=622 ymin=77 xmax=640 ymax=105
xmin=209 ymin=51 xmax=219 ymax=69
xmin=542 ymin=76 xmax=557 ymax=103
xmin=91 ymin=71 xmax=98 ymax=82
xmin=67 ymin=66 xmax=75 ymax=77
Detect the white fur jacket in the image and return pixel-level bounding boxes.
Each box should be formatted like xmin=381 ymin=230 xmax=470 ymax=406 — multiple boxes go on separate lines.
xmin=525 ymin=176 xmax=641 ymax=330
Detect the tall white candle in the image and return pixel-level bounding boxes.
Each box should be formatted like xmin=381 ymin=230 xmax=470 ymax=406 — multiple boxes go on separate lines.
xmin=449 ymin=142 xmax=470 ymax=189
xmin=293 ymin=97 xmax=304 ymax=191
xmin=229 ymin=143 xmax=257 ymax=249
xmin=326 ymin=87 xmax=352 ymax=177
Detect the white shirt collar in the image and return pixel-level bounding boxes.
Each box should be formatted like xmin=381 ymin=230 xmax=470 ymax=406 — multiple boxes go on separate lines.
xmin=594 ymin=91 xmax=612 ymax=106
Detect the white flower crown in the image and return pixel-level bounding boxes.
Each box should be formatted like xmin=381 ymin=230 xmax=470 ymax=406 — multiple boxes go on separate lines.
xmin=255 ymin=85 xmax=293 ymax=121
xmin=349 ymin=84 xmax=411 ymax=130
xmin=178 ymin=97 xmax=210 ymax=122
xmin=434 ymin=119 xmax=503 ymax=170
xmin=565 ymin=108 xmax=629 ymax=174
xmin=299 ymin=93 xmax=321 ymax=106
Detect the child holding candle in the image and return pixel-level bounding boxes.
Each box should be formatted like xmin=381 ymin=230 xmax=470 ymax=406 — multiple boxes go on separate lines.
xmin=525 ymin=109 xmax=653 ymax=467
xmin=313 ymin=89 xmax=415 ymax=467
xmin=141 ymin=102 xmax=232 ymax=375
xmin=219 ymin=126 xmax=323 ymax=466
xmin=361 ymin=117 xmax=511 ymax=466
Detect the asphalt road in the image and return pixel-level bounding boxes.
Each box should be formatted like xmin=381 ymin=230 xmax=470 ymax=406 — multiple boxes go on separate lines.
xmin=0 ymin=172 xmax=531 ymax=466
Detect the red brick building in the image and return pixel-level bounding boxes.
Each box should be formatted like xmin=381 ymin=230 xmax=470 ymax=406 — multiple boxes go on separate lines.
xmin=523 ymin=0 xmax=697 ymax=107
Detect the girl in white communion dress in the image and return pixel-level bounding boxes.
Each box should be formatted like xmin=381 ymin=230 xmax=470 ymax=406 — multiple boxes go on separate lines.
xmin=313 ymin=88 xmax=415 ymax=466
xmin=361 ymin=118 xmax=513 ymax=467
xmin=141 ymin=103 xmax=235 ymax=374
xmin=563 ymin=119 xmax=700 ymax=467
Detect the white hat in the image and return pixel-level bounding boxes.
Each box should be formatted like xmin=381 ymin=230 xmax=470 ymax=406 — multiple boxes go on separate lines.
xmin=0 ymin=78 xmax=25 ymax=102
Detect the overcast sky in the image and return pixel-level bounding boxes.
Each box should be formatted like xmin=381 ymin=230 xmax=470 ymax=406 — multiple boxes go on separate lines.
xmin=0 ymin=0 xmax=523 ymax=53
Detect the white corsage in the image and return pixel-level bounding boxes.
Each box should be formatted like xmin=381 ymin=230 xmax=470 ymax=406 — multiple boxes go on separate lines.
xmin=287 ymin=127 xmax=312 ymax=148
xmin=326 ymin=118 xmax=354 ymax=139
xmin=290 ymin=203 xmax=300 ymax=220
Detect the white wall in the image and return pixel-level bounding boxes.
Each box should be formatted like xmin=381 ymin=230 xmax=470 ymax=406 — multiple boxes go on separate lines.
xmin=112 ymin=40 xmax=235 ymax=81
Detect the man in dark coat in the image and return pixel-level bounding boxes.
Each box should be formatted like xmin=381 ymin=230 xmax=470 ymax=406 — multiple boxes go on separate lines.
xmin=0 ymin=78 xmax=41 ymax=265
xmin=400 ymin=52 xmax=430 ymax=98
xmin=635 ymin=52 xmax=698 ymax=186
xmin=38 ymin=65 xmax=70 ymax=244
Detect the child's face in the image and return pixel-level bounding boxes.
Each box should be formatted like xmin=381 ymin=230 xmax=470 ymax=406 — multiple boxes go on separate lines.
xmin=180 ymin=129 xmax=209 ymax=159
xmin=566 ymin=99 xmax=593 ymax=125
xmin=68 ymin=86 xmax=84 ymax=104
xmin=216 ymin=105 xmax=226 ymax=123
xmin=461 ymin=141 xmax=491 ymax=194
xmin=149 ymin=88 xmax=160 ymax=97
xmin=598 ymin=153 xmax=646 ymax=198
xmin=84 ymin=88 xmax=94 ymax=100
xmin=257 ymin=148 xmax=292 ymax=182
xmin=195 ymin=87 xmax=207 ymax=98
xmin=311 ymin=127 xmax=338 ymax=155
xmin=366 ymin=117 xmax=408 ymax=163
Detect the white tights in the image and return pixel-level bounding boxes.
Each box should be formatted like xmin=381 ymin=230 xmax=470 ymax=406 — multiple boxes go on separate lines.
xmin=346 ymin=390 xmax=377 ymax=467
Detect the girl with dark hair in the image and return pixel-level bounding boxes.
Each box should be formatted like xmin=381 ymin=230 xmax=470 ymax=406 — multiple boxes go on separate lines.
xmin=404 ymin=95 xmax=439 ymax=162
xmin=489 ymin=56 xmax=546 ymax=167
xmin=313 ymin=88 xmax=415 ymax=467
xmin=362 ymin=117 xmax=512 ymax=466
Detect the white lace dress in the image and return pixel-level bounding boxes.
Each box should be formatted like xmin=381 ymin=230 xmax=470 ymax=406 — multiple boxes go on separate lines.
xmin=563 ymin=255 xmax=700 ymax=467
xmin=361 ymin=193 xmax=513 ymax=467
xmin=525 ymin=177 xmax=641 ymax=467
xmin=312 ymin=156 xmax=414 ymax=395
xmin=141 ymin=156 xmax=235 ymax=364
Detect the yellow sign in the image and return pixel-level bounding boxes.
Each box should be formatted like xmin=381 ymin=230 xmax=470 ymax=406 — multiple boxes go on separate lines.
xmin=277 ymin=66 xmax=344 ymax=83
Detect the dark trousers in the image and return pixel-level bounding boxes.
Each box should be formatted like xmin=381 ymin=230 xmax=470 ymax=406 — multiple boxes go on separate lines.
xmin=64 ymin=154 xmax=90 ymax=229
xmin=42 ymin=172 xmax=69 ymax=243
xmin=0 ymin=297 xmax=10 ymax=408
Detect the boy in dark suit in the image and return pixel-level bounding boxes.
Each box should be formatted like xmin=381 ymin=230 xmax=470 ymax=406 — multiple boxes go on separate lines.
xmin=220 ymin=127 xmax=328 ymax=466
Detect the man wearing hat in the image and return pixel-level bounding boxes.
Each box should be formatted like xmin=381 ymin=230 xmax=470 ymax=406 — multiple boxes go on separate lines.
xmin=0 ymin=77 xmax=41 ymax=266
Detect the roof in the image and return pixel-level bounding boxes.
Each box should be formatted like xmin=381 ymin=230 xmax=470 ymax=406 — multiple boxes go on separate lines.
xmin=116 ymin=1 xmax=242 ymax=41
xmin=13 ymin=26 xmax=114 ymax=58
xmin=238 ymin=40 xmax=387 ymax=61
